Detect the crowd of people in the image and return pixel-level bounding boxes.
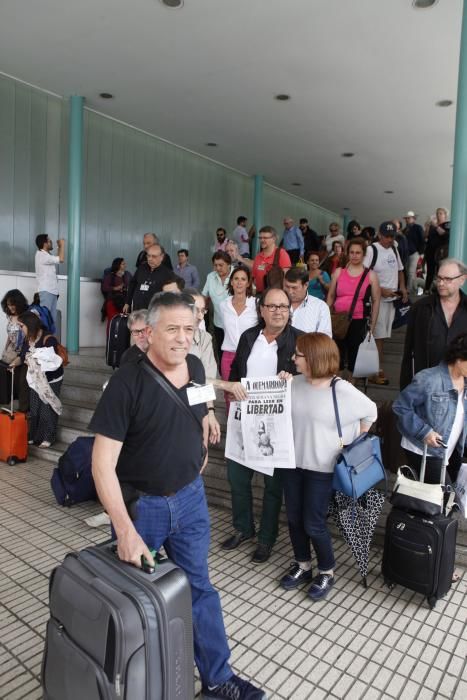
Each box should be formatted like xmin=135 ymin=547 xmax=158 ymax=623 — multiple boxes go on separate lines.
xmin=1 ymin=209 xmax=466 ymax=700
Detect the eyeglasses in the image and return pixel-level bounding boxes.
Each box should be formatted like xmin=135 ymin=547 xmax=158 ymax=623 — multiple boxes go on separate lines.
xmin=294 ymin=351 xmax=305 ymax=358
xmin=262 ymin=304 xmax=290 ymax=312
xmin=259 ymin=235 xmax=274 ymax=240
xmin=130 ymin=328 xmax=146 ymax=336
xmin=435 ymin=274 xmax=463 ymax=284
xmin=195 ymin=307 xmax=208 ymax=315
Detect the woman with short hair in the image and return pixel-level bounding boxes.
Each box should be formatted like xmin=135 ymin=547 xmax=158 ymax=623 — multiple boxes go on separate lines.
xmin=280 ymin=333 xmax=377 ymax=600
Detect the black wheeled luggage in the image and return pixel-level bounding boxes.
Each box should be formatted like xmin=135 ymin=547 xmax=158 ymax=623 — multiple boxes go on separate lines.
xmin=106 ymin=314 xmax=130 ymax=368
xmin=382 ymin=446 xmax=458 ymax=608
xmin=41 ymin=542 xmax=194 ymax=700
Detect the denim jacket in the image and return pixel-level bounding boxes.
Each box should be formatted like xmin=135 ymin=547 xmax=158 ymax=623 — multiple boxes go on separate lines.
xmin=393 ymin=362 xmax=467 ymax=458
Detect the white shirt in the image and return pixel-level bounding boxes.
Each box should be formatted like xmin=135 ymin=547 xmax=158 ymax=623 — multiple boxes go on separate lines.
xmin=291 ymin=294 xmax=332 ymax=337
xmin=324 ymin=233 xmax=345 ymax=253
xmin=220 ymin=296 xmax=258 ymax=352
xmin=246 ymin=333 xmax=278 ymax=377
xmin=232 ymin=225 xmax=250 ymax=255
xmin=35 ymin=250 xmax=60 ymax=295
xmin=291 ymin=376 xmax=377 ymax=472
xmin=364 ymin=242 xmax=403 ymax=302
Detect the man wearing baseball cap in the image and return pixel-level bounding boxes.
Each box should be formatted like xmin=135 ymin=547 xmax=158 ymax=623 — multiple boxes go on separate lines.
xmin=364 ymin=221 xmax=408 ymax=384
xmin=403 ymin=211 xmax=425 ymax=294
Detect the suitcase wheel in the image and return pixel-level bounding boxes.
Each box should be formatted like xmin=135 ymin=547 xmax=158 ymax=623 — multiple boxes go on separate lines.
xmin=8 ymin=457 xmax=17 ymax=466
xmin=428 ymin=596 xmax=437 ymax=610
xmin=384 ymin=578 xmax=395 ymax=590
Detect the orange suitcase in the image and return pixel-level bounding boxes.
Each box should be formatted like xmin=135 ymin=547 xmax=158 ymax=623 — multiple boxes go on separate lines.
xmin=0 ymin=368 xmax=28 ymax=464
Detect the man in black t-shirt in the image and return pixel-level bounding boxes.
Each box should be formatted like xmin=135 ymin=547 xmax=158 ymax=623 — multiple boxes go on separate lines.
xmin=123 ymin=243 xmax=173 ymax=312
xmin=90 ymin=293 xmax=265 ymax=700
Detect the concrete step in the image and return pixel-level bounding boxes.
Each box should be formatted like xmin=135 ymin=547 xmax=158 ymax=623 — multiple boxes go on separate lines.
xmin=63 ymin=366 xmax=111 ymax=389
xmin=61 ymin=383 xmax=103 ymax=405
xmin=29 ymin=441 xmax=68 ymax=464
xmin=57 ymin=421 xmax=93 ymax=444
xmin=68 ymin=352 xmax=110 ymax=372
xmin=61 ymin=399 xmax=96 ymax=426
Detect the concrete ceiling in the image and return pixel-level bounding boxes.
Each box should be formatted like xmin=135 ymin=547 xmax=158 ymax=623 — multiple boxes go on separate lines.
xmin=0 ymin=0 xmax=462 ymax=226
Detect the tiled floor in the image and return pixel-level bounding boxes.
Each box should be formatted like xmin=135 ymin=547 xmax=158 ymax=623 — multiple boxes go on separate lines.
xmin=0 ymin=457 xmax=466 ymax=700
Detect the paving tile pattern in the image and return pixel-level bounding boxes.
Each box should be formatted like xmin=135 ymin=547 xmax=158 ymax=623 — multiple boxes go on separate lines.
xmin=0 ymin=457 xmax=466 ymax=699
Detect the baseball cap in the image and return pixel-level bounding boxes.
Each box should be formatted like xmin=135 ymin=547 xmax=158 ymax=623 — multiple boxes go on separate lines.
xmin=404 ymin=210 xmax=416 ymax=218
xmin=379 ymin=221 xmax=397 ymax=236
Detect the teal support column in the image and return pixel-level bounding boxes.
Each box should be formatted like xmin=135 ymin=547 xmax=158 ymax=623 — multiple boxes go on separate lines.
xmin=450 ymin=0 xmax=467 ymax=262
xmin=66 ymin=96 xmax=84 ymax=353
xmin=342 ymin=209 xmax=350 ymax=237
xmin=252 ymin=175 xmax=264 ymax=256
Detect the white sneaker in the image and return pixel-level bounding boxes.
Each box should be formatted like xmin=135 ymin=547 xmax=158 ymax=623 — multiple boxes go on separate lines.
xmin=85 ymin=512 xmax=111 ymax=527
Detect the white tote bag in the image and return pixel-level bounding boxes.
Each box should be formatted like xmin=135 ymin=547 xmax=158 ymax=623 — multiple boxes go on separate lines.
xmin=455 ymin=463 xmax=467 ymax=518
xmin=353 ymin=332 xmax=379 ymax=378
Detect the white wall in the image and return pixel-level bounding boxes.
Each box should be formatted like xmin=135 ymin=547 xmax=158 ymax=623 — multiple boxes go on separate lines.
xmin=0 ymin=271 xmax=106 ymax=351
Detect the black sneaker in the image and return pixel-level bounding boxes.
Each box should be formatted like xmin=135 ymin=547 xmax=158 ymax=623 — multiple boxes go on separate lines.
xmin=308 ymin=573 xmax=335 ymax=600
xmin=221 ymin=531 xmax=254 ymax=551
xmin=280 ymin=562 xmax=313 ymax=590
xmin=201 ymin=673 xmax=268 ymax=699
xmin=251 ymin=543 xmax=272 ymax=563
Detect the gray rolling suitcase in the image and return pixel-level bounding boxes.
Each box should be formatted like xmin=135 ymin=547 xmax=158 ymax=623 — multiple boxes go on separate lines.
xmin=41 ymin=542 xmax=194 ymax=699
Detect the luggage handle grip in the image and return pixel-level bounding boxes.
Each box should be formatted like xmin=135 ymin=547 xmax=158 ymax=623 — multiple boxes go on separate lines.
xmin=110 ymin=543 xmax=158 ymax=574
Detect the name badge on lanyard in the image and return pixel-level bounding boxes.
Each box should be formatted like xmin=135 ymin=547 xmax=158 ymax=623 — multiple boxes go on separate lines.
xmin=140 ymin=283 xmax=150 ymax=291
xmin=186 ymin=383 xmax=216 ymax=406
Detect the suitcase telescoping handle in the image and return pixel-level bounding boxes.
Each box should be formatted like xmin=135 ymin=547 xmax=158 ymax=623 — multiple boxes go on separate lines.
xmin=10 ymin=366 xmax=15 ymax=415
xmin=419 ymin=443 xmax=447 ymax=485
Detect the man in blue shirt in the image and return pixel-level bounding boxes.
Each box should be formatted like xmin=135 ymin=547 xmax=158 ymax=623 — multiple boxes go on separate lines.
xmin=176 ymin=249 xmax=200 ymax=288
xmin=281 ymin=217 xmax=304 ymax=265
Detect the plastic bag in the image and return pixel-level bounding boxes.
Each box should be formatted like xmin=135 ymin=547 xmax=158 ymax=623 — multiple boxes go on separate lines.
xmin=353 ymin=332 xmax=379 ymax=378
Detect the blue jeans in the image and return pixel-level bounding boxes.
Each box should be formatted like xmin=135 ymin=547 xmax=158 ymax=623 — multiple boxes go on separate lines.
xmin=282 ymin=469 xmax=335 ymax=571
xmin=39 ymin=290 xmax=58 ymax=325
xmin=132 ymin=476 xmax=231 ymax=686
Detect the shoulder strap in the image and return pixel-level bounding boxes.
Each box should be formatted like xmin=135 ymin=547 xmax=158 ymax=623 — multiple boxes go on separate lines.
xmin=141 ymin=359 xmax=203 ymax=433
xmin=272 ymin=246 xmax=281 ymax=266
xmin=347 ymin=267 xmax=370 ymax=321
xmin=331 ymin=376 xmax=343 ymax=448
xmin=369 ymin=244 xmax=378 ymax=270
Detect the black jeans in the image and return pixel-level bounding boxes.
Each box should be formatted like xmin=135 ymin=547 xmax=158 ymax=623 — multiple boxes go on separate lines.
xmin=403 ymin=449 xmax=461 ymax=486
xmin=282 ymin=468 xmax=335 ymax=571
xmin=286 ymin=248 xmax=300 ymax=265
xmin=213 ymin=326 xmax=224 ymax=365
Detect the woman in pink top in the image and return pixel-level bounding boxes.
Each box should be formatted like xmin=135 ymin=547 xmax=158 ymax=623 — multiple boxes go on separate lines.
xmin=327 ymin=238 xmax=380 ymax=376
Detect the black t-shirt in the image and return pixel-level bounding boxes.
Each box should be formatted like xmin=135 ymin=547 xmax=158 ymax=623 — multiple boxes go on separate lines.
xmin=126 ymin=263 xmax=174 ymax=310
xmin=89 ymin=354 xmax=207 ymax=495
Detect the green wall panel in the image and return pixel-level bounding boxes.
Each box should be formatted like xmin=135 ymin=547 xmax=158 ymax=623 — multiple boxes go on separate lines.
xmin=0 ymin=73 xmax=341 ymax=286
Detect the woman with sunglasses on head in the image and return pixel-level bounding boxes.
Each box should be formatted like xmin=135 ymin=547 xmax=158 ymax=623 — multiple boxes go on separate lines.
xmin=280 ymin=333 xmax=377 ymax=600
xmin=16 ymin=310 xmax=64 ymax=448
xmin=394 ymin=332 xmax=467 ymax=488
xmin=219 ymin=265 xmax=257 ymax=413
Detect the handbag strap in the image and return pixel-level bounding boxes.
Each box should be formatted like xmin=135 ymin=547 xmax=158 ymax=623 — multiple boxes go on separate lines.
xmin=347 ymin=268 xmax=370 ymax=321
xmin=272 ymin=246 xmax=281 ymax=268
xmin=141 ymin=359 xmax=203 ymax=433
xmin=330 ymin=376 xmax=343 ymax=448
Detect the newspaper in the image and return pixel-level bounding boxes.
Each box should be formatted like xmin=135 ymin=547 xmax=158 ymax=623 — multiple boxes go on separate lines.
xmin=225 ymin=376 xmax=296 ymax=475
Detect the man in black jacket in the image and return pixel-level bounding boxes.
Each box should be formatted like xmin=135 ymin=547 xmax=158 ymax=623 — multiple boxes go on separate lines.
xmin=123 ymin=244 xmax=173 ymax=312
xmin=400 ymin=258 xmax=467 ymax=389
xmin=135 ymin=233 xmax=173 ymax=270
xmin=222 ymin=287 xmax=303 ymax=563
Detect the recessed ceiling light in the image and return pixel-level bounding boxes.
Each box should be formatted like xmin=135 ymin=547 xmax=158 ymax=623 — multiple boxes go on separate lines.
xmin=205 ymin=142 xmax=218 ymax=147
xmin=99 ymin=92 xmax=114 ymax=99
xmin=412 ymin=0 xmax=438 ymax=9
xmin=384 ymin=190 xmax=394 ymax=194
xmin=160 ymin=0 xmax=184 ymax=8
xmin=275 ymin=94 xmax=291 ymax=101
xmin=341 ymin=152 xmax=355 ymax=158
xmin=436 ymin=99 xmax=453 ymax=107
xmin=291 ymin=182 xmax=302 ymax=187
